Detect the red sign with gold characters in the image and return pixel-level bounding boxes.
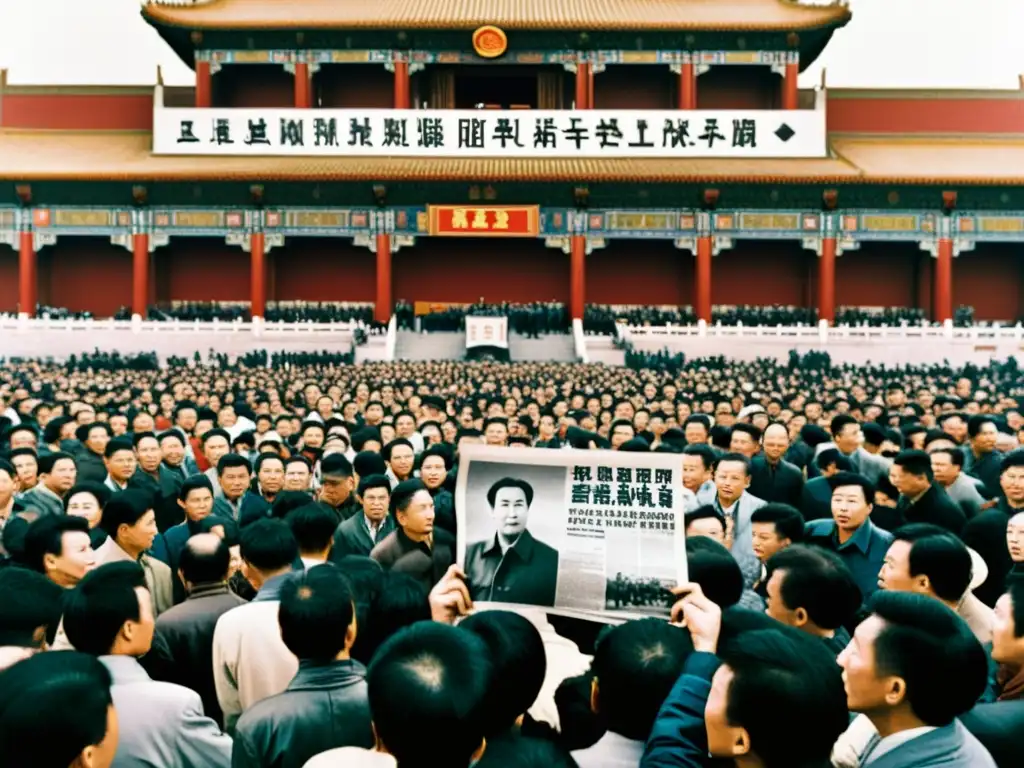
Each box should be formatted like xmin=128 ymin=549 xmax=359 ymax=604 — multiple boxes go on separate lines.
xmin=472 ymin=26 xmax=508 ymax=59
xmin=428 ymin=206 xmax=540 ymax=237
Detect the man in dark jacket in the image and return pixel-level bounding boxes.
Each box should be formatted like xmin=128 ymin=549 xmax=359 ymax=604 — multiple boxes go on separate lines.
xmin=330 ymin=475 xmax=396 ymax=562
xmin=370 ymin=479 xmax=454 ymax=592
xmin=151 ymin=533 xmax=246 ymax=727
xmin=130 ymin=431 xmax=184 ymax=532
xmin=231 ymin=564 xmax=374 ymax=767
xmin=464 ymin=477 xmax=559 ymax=607
xmin=749 ymin=423 xmax=804 ymax=508
xmin=72 ymin=423 xmax=110 ymax=485
xmin=889 ymin=450 xmax=967 ymax=535
xmin=963 ymin=453 xmax=1024 ymax=607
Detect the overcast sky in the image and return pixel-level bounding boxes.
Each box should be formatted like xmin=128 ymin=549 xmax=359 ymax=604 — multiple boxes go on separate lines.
xmin=1 ymin=0 xmax=1021 ymax=89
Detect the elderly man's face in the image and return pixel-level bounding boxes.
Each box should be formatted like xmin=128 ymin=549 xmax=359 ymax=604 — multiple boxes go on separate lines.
xmin=491 ymin=486 xmax=530 ymax=541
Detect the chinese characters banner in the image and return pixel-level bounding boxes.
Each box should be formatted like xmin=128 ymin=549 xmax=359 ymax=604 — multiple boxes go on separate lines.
xmin=153 ymin=107 xmax=827 ymax=159
xmin=428 ymin=205 xmax=539 ymax=237
xmin=466 ymin=316 xmax=509 ymax=349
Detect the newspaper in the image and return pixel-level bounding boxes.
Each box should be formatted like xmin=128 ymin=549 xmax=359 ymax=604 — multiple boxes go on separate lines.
xmin=455 ymin=444 xmax=688 ymax=621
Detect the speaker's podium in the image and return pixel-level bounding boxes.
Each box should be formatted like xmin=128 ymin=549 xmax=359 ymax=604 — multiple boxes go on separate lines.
xmin=465 ymin=316 xmax=510 ymax=361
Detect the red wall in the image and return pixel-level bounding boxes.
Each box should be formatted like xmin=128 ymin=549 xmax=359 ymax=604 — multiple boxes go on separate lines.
xmin=214 ymin=65 xmax=293 ymax=108
xmin=272 ymin=238 xmax=376 ymax=302
xmin=711 ymin=241 xmax=810 ymax=306
xmin=594 ymin=66 xmax=673 ymax=110
xmin=39 ymin=238 xmax=132 ymax=316
xmin=953 ymin=243 xmax=1021 ymax=321
xmin=827 ymin=96 xmax=1024 ymax=134
xmin=161 ymin=238 xmax=250 ymax=302
xmin=834 ymin=242 xmax=918 ymax=308
xmin=317 ymin=65 xmax=395 ymax=108
xmin=393 ymin=239 xmax=569 ymax=304
xmin=0 ymin=93 xmax=154 ymax=130
xmin=0 ymin=247 xmax=17 ymax=312
xmin=697 ymin=66 xmax=780 ymax=110
xmin=588 ymin=241 xmax=691 ymax=305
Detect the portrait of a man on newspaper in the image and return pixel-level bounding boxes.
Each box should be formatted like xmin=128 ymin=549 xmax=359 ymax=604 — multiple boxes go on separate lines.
xmin=464 ymin=477 xmax=560 ymax=606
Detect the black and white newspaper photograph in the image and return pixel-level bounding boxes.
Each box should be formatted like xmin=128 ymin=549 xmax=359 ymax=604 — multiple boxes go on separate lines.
xmin=455 ymin=444 xmax=688 ymax=620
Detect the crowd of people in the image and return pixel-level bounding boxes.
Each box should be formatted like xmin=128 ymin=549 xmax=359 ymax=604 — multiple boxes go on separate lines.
xmin=148 ymin=302 xmax=379 ymax=327
xmin=395 ymin=301 xmax=571 ymax=336
xmin=0 ymin=350 xmax=1022 ymax=767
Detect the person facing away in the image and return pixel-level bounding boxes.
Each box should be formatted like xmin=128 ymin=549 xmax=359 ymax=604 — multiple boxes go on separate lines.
xmin=330 ymin=474 xmax=397 ymax=561
xmin=62 ymin=560 xmax=232 ymax=768
xmin=0 ymin=650 xmax=119 ymax=768
xmin=0 ymin=567 xmax=64 ymax=670
xmin=233 ymin=565 xmax=374 ymax=768
xmin=213 ymin=518 xmax=301 ymax=732
xmin=152 ymin=533 xmax=247 ymax=728
xmin=573 ymin=618 xmax=693 ymax=768
xmin=286 ymin=502 xmax=339 ymax=569
xmin=836 ymin=591 xmax=996 ymax=768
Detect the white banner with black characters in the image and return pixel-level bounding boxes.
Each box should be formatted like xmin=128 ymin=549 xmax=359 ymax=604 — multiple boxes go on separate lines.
xmin=153 ymin=106 xmax=827 ymax=159
xmin=455 ymin=444 xmax=688 ymax=621
xmin=465 ymin=316 xmax=508 ymax=350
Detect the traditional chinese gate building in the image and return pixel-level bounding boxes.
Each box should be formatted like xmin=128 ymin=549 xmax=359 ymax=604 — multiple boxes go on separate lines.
xmin=1 ymin=0 xmax=1023 ymax=323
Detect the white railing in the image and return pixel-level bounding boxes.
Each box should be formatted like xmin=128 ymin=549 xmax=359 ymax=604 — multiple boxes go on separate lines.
xmin=626 ymin=321 xmax=1024 ymax=342
xmin=572 ymin=318 xmax=589 ymax=363
xmin=385 ymin=315 xmax=398 ymax=361
xmin=0 ymin=314 xmax=363 ymax=336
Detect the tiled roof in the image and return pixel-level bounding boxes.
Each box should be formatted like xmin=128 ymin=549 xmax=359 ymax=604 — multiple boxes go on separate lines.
xmin=141 ymin=0 xmax=852 ymax=31
xmin=0 ymin=130 xmax=1021 ymax=185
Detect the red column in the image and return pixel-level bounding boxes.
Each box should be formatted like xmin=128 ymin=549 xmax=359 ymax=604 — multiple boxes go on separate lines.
xmin=570 ymin=235 xmax=586 ymax=320
xmin=294 ymin=62 xmax=311 ymax=108
xmin=375 ymin=233 xmax=392 ymax=324
xmin=250 ymin=231 xmax=266 ymax=320
xmin=818 ymin=236 xmax=837 ymax=324
xmin=934 ymin=237 xmax=953 ymax=323
xmin=575 ymin=62 xmax=590 ymax=109
xmin=782 ymin=61 xmax=799 ymax=110
xmin=695 ymin=235 xmax=712 ymax=323
xmin=195 ymin=60 xmax=212 ymax=108
xmin=587 ymin=65 xmax=595 ymax=110
xmin=393 ymin=61 xmax=410 ymax=109
xmin=18 ymin=229 xmax=35 ymax=317
xmin=132 ymin=233 xmax=149 ymax=319
xmin=679 ymin=62 xmax=695 ymax=109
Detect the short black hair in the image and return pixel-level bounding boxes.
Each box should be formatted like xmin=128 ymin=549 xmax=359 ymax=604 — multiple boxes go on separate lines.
xmin=682 ymin=443 xmax=716 ymax=470
xmin=1000 ymin=451 xmax=1024 ymax=476
xmin=731 ymin=423 xmax=762 ymax=443
xmin=103 ymin=437 xmax=134 ymax=460
xmin=714 ymin=452 xmax=751 ymax=477
xmin=717 ymin=626 xmax=849 ymax=767
xmin=286 ymin=503 xmax=338 ymax=555
xmin=419 ymin=444 xmax=453 ymax=471
xmin=239 ymin=518 xmax=299 ymax=572
xmin=131 ymin=430 xmax=159 ymax=450
xmin=0 ymin=567 xmax=64 ymax=647
xmin=867 ymin=591 xmax=988 ymax=725
xmin=683 ymin=505 xmax=726 ymax=534
xmin=893 ymin=450 xmax=933 ymax=481
xmin=368 ymin=622 xmax=493 ymax=768
xmin=927 ymin=446 xmax=964 ymax=467
xmin=815 ymin=448 xmax=852 ymax=472
xmin=64 ymin=482 xmax=112 ymax=513
xmin=486 ymin=477 xmax=534 ymax=507
xmin=38 ymin=452 xmax=74 ymax=475
xmin=766 ymin=545 xmax=862 ymax=630
xmin=279 ymin=564 xmax=356 ymax=662
xmin=686 ymin=536 xmax=743 ymax=608
xmin=390 ymin=478 xmax=429 ymax=516
xmin=254 ymin=453 xmax=284 ymax=474
xmin=592 ymin=618 xmax=693 ymax=741
xmin=357 ymin=571 xmax=431 ymax=664
xmin=179 ymin=534 xmax=231 ymax=585
xmin=460 ymin=610 xmax=547 ymax=737
xmin=1007 ymin=580 xmax=1024 ymax=640
xmin=268 ymin=490 xmax=313 ymax=522
xmin=23 ymin=514 xmax=91 ymax=573
xmin=336 ymin=557 xmax=386 ymax=666
xmin=217 ymin=453 xmax=252 ymax=476
xmin=967 ymin=414 xmax=997 ymax=439
xmin=351 ymin=429 xmax=382 ymax=452
xmin=750 ymin=504 xmax=805 ymax=543
xmin=830 ymin=414 xmax=859 ymax=439
xmin=300 ymin=420 xmax=325 ymax=438
xmin=179 ymin=474 xmax=215 ymax=502
xmin=382 ymin=437 xmax=414 ymax=463
xmin=357 ymin=473 xmax=391 ymax=498
xmin=157 ymin=429 xmax=185 ymax=448
xmin=201 ymin=428 xmax=231 ymax=447
xmin=0 ymin=651 xmax=114 ymax=767
xmin=352 ymin=451 xmax=386 ymax=478
xmin=891 ymin=523 xmax=973 ymax=602
xmin=99 ymin=489 xmax=153 ymax=539
xmin=0 ymin=457 xmax=14 ymax=480
xmin=63 ymin=561 xmax=148 ymax=656
xmin=827 ymin=471 xmax=875 ymax=502
xmin=472 ymin=736 xmax=580 ymax=768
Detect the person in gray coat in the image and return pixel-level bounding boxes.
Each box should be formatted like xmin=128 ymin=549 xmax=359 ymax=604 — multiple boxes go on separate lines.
xmin=63 ymin=560 xmax=232 ymax=768
xmin=21 ymin=452 xmax=77 ymax=518
xmin=930 ymin=447 xmax=987 ymax=519
xmin=837 ymin=591 xmax=996 ymax=768
xmin=816 ymin=414 xmax=893 ymax=487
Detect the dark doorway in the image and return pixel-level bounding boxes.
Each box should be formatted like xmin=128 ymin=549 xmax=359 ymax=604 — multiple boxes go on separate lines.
xmin=455 ymin=69 xmax=537 ymax=109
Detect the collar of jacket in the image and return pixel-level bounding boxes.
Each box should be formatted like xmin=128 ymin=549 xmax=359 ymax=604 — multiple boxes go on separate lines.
xmin=253 ymin=570 xmax=296 ymax=602
xmin=187 ymin=582 xmax=232 ymax=600
xmin=287 ymin=658 xmax=367 ymax=692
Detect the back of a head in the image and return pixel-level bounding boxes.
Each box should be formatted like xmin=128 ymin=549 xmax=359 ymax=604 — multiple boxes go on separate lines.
xmin=239 ymin=518 xmax=299 ymax=573
xmin=99 ymin=489 xmax=153 ymax=539
xmin=0 ymin=567 xmax=64 ymax=650
xmin=686 ymin=536 xmax=743 ymax=608
xmin=335 ymin=556 xmax=385 ymax=663
xmin=0 ymin=651 xmax=114 ymax=767
xmin=892 ymin=524 xmax=973 ymax=603
xmin=353 ymin=450 xmax=387 ymax=478
xmin=369 ymin=622 xmax=493 ymax=768
xmin=321 ymin=452 xmax=354 ymax=479
xmin=766 ymin=545 xmax=863 ymax=631
xmin=592 ymin=618 xmax=694 ymax=741
xmin=357 ymin=571 xmax=431 ymax=664
xmin=286 ymin=502 xmax=338 ymax=555
xmin=269 ymin=490 xmax=315 ymax=522
xmin=63 ymin=561 xmax=147 ymax=656
xmin=866 ymin=591 xmax=988 ymax=726
xmin=179 ymin=533 xmax=231 ymax=586
xmin=893 ymin=449 xmax=933 ymax=480
xmin=459 ymin=610 xmax=547 ymax=737
xmin=279 ymin=564 xmax=355 ymax=662
xmin=472 ymin=736 xmax=580 ymax=768
xmin=715 ymin=626 xmax=849 ymax=767
xmin=815 ymin=448 xmax=852 ymax=472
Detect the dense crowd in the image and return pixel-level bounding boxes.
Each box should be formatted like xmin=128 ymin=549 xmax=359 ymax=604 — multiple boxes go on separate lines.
xmin=148 ymin=302 xmax=378 ymax=326
xmin=0 ymin=351 xmax=1022 ymax=767
xmin=396 ymin=301 xmax=570 ymax=336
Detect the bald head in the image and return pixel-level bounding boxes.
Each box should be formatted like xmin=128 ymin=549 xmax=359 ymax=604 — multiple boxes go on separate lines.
xmin=179 ymin=532 xmax=231 ymax=587
xmin=762 ymin=422 xmax=791 ymax=462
